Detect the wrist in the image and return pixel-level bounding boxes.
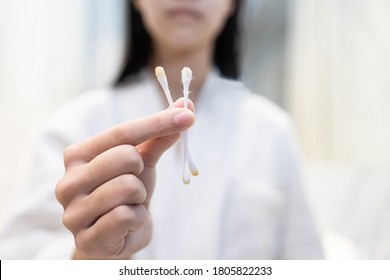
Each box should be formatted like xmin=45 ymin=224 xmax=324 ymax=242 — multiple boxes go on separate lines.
xmin=72 ymin=249 xmax=131 ymax=260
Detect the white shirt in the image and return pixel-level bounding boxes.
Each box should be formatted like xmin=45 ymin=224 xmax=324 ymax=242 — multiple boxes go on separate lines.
xmin=0 ymin=70 xmax=323 ymax=259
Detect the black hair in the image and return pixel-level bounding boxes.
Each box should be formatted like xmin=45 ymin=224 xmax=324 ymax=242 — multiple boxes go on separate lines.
xmin=115 ymin=1 xmax=242 ymax=86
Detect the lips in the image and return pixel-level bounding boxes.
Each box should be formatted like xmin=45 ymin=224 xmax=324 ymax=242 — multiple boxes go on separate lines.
xmin=168 ymin=8 xmax=202 ymax=19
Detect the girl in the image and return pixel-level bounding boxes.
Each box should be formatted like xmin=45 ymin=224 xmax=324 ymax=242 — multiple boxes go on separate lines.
xmin=0 ymin=0 xmax=323 ymax=259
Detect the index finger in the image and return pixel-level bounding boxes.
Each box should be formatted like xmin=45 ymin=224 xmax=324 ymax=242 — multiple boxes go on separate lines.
xmin=66 ymin=106 xmax=194 ymax=165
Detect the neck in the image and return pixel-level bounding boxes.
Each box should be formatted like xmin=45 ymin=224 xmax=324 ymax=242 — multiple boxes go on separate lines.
xmin=149 ymin=46 xmax=213 ymax=105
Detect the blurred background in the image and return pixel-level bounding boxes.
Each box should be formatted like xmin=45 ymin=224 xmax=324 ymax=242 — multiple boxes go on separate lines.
xmin=0 ymin=0 xmax=389 ymax=259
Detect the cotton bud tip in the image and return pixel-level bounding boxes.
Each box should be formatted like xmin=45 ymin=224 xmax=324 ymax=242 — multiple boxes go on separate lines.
xmin=155 ymin=66 xmax=165 ymax=79
xmin=189 ymin=156 xmax=199 ymax=176
xmin=155 ymin=66 xmax=174 ymax=108
xmin=181 ymin=67 xmax=192 ymax=81
xmin=191 ymin=170 xmax=199 ymax=177
xmin=183 ymin=168 xmax=191 ymax=185
xmin=181 ymin=67 xmax=192 ymax=110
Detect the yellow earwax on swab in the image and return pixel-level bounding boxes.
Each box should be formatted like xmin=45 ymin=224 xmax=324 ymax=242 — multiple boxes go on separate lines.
xmin=155 ymin=66 xmax=174 ymax=108
xmin=155 ymin=66 xmax=199 ymax=184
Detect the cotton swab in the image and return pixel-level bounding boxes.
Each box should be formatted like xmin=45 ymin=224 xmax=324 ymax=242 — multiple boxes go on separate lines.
xmin=181 ymin=67 xmax=191 ymax=109
xmin=181 ymin=67 xmax=199 ymax=177
xmin=155 ymin=66 xmax=174 ymax=108
xmin=155 ymin=66 xmax=199 ymax=184
xmin=181 ymin=70 xmax=193 ymax=184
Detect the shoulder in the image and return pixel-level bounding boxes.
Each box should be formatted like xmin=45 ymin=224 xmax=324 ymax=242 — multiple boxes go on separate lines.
xmin=56 ymin=87 xmax=113 ymax=117
xmin=242 ymin=90 xmax=293 ymax=133
xmin=216 ymin=76 xmax=293 ymax=134
xmin=40 ymin=85 xmax=127 ymax=146
xmin=46 ymin=87 xmax=114 ymax=130
xmin=40 ymin=71 xmax=154 ymax=144
xmin=48 ymin=70 xmax=149 ymax=125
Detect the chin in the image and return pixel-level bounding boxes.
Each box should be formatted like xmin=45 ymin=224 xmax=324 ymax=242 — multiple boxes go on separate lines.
xmin=168 ymin=27 xmax=204 ymax=48
xmin=166 ymin=39 xmax=201 ymax=53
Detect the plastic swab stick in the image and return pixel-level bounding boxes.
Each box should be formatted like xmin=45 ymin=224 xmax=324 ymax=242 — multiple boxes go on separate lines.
xmin=154 ymin=66 xmax=199 ymax=184
xmin=181 ymin=67 xmax=199 ymax=177
xmin=155 ymin=66 xmax=174 ymax=108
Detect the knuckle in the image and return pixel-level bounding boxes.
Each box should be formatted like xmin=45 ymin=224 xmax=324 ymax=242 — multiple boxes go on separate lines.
xmin=132 ymin=205 xmax=148 ymax=229
xmin=117 ymin=145 xmax=144 ymax=175
xmin=55 ymin=177 xmax=71 ymax=205
xmin=62 ymin=210 xmax=78 ymax=232
xmin=55 ymin=173 xmax=78 ymax=206
xmin=118 ymin=175 xmax=147 ymax=204
xmin=63 ymin=144 xmax=81 ymax=166
xmin=152 ymin=116 xmax=166 ymax=136
xmin=112 ymin=205 xmax=133 ymax=224
xmin=135 ymin=204 xmax=148 ymax=220
xmin=55 ymin=178 xmax=67 ymax=205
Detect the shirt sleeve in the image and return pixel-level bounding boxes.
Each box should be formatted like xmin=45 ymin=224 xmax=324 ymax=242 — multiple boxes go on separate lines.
xmin=0 ymin=125 xmax=75 ymax=259
xmin=276 ymin=122 xmax=325 ymax=259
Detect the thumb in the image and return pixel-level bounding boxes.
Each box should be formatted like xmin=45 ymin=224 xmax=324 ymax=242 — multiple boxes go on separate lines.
xmin=137 ymin=99 xmax=195 ymax=167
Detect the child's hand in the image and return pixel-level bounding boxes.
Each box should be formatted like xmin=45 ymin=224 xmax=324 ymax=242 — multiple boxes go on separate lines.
xmin=55 ymin=99 xmax=194 ymax=259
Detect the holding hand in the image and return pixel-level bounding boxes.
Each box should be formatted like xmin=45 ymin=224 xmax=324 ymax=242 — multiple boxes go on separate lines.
xmin=55 ymin=99 xmax=195 ymax=259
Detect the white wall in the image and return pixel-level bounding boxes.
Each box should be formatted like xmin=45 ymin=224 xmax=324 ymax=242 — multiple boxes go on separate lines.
xmin=287 ymin=0 xmax=390 ymax=166
xmin=0 ymin=0 xmax=125 ymax=224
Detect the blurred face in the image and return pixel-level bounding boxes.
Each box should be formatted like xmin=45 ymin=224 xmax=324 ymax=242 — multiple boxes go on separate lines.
xmin=133 ymin=0 xmax=235 ymax=53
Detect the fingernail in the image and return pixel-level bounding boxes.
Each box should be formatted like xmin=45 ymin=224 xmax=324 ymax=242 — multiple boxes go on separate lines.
xmin=174 ymin=111 xmax=194 ymax=127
